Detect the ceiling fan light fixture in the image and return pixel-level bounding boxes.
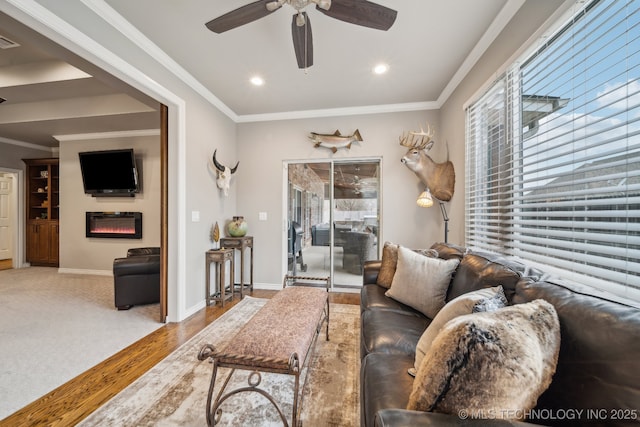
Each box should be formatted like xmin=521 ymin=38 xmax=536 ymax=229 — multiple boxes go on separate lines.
xmin=296 ymin=12 xmax=306 ymax=26
xmin=266 ymin=1 xmax=285 ymax=12
xmin=313 ymin=0 xmax=332 ymax=11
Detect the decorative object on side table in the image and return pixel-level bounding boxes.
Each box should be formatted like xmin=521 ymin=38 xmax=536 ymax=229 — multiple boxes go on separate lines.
xmin=227 ymin=216 xmax=248 ymax=237
xmin=210 ymin=222 xmax=220 ymax=249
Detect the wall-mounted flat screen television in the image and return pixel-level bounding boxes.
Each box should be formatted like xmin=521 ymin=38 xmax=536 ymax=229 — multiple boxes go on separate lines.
xmin=78 ymin=149 xmax=140 ymax=197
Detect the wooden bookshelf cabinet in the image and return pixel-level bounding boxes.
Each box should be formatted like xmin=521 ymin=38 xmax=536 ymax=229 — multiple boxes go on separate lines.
xmin=23 ymin=158 xmax=59 ymax=266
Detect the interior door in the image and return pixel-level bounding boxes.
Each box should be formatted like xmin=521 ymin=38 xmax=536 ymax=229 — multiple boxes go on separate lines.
xmin=0 ymin=175 xmax=13 ymax=262
xmin=286 ymin=160 xmax=380 ymax=289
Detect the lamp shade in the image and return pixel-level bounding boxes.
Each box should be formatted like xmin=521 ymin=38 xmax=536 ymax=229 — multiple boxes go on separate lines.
xmin=417 ymin=188 xmax=434 ymax=208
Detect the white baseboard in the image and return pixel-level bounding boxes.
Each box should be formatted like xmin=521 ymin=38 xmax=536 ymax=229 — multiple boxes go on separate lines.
xmin=254 ymin=282 xmax=282 ymax=291
xmin=182 ymin=300 xmax=207 ymax=321
xmin=57 ymin=268 xmax=113 ymax=276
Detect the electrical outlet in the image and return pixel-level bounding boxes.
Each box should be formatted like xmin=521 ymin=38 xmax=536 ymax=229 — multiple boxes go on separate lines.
xmin=259 ymin=212 xmax=268 ymax=221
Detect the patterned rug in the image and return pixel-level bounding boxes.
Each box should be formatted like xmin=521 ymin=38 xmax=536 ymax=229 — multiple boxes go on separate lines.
xmin=79 ymin=296 xmax=360 ymax=426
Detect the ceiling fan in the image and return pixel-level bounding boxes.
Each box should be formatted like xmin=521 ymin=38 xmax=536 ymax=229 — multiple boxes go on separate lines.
xmin=205 ymin=0 xmax=397 ymax=69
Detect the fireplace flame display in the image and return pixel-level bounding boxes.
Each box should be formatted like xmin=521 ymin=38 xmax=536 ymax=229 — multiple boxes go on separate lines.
xmin=86 ymin=212 xmax=142 ymax=239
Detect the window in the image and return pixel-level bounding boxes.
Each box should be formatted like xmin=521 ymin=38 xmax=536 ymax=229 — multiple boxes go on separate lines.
xmin=466 ymin=0 xmax=640 ymax=299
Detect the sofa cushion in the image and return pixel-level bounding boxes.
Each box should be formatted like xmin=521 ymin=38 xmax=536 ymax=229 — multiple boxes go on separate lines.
xmin=361 ymin=353 xmax=415 ymax=427
xmin=407 ymin=300 xmax=560 ymax=420
xmin=446 ymin=253 xmax=521 ymax=302
xmin=374 ymin=410 xmax=537 ymax=427
xmin=361 ymin=309 xmax=430 ymax=358
xmin=412 ymin=285 xmax=507 ymax=375
xmin=361 ymin=284 xmax=423 ymax=317
xmin=513 ymin=279 xmax=640 ymax=422
xmin=377 ymin=242 xmax=399 ymax=288
xmin=377 ymin=243 xmax=439 ymax=289
xmin=386 ymin=247 xmax=459 ymax=318
xmin=429 ymin=242 xmax=467 ymax=260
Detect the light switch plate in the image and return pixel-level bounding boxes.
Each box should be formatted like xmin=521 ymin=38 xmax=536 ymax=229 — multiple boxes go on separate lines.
xmin=191 ymin=211 xmax=200 ymax=222
xmin=259 ymin=212 xmax=268 ymax=221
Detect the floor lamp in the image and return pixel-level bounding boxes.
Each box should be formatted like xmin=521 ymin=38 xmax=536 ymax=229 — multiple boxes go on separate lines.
xmin=417 ymin=188 xmax=449 ymax=243
xmin=439 ymin=201 xmax=449 ymax=243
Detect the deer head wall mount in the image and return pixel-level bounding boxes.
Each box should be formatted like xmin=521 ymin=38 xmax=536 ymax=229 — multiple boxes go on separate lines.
xmin=399 ymin=124 xmax=455 ymax=202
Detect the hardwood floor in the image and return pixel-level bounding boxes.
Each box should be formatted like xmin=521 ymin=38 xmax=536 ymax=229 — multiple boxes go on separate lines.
xmin=1 ymin=290 xmax=360 ymax=427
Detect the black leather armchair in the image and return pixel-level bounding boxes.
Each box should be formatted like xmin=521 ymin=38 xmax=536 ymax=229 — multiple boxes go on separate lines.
xmin=343 ymin=231 xmax=376 ymax=274
xmin=113 ymin=247 xmax=160 ymax=310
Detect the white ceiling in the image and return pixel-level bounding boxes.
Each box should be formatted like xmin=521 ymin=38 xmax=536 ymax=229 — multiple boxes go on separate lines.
xmin=0 ymin=1 xmax=565 ymax=147
xmin=102 ymin=0 xmax=510 ymax=116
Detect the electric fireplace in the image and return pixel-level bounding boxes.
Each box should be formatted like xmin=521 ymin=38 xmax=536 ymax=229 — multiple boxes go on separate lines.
xmin=86 ymin=212 xmax=142 ymax=239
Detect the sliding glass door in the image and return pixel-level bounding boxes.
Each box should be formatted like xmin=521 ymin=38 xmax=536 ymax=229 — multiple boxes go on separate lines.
xmin=286 ymin=159 xmax=380 ymax=289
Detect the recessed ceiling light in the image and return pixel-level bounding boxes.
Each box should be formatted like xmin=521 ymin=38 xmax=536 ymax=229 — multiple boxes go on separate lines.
xmin=373 ymin=63 xmax=389 ymax=75
xmin=250 ymin=76 xmax=265 ymax=86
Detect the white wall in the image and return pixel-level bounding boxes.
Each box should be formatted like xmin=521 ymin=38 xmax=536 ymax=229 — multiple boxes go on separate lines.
xmin=59 ymin=135 xmax=161 ymax=272
xmin=237 ymin=110 xmax=446 ymax=286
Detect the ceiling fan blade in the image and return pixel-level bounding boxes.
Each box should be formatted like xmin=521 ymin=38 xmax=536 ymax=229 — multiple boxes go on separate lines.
xmin=205 ymin=0 xmax=278 ymax=33
xmin=292 ymin=13 xmax=314 ymax=69
xmin=316 ymin=0 xmax=397 ymax=31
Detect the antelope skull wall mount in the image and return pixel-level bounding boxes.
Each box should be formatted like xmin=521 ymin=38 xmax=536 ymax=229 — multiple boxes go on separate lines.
xmin=399 ymin=124 xmax=455 ymax=201
xmin=212 ymin=149 xmax=239 ymax=197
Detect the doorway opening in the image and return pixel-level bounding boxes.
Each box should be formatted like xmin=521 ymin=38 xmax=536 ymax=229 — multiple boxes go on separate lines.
xmin=0 ymin=169 xmax=22 ymax=271
xmin=286 ymin=159 xmax=381 ymax=289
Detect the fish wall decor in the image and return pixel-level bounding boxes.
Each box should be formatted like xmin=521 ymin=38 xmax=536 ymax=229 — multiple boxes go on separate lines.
xmin=308 ymin=129 xmax=363 ymax=153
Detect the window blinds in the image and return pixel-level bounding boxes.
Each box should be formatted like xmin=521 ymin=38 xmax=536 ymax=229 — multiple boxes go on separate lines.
xmin=466 ymin=0 xmax=640 ymax=296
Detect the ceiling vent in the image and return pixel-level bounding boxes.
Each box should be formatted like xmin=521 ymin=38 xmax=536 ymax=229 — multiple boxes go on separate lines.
xmin=0 ymin=35 xmax=20 ymax=49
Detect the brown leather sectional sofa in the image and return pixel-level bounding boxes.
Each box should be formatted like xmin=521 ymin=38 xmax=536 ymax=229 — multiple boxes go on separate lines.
xmin=360 ymin=242 xmax=640 ymax=426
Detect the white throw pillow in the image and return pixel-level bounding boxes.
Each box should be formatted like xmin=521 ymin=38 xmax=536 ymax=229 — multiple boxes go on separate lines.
xmin=385 ymin=246 xmax=459 ymax=319
xmin=411 ymin=285 xmax=507 ymax=375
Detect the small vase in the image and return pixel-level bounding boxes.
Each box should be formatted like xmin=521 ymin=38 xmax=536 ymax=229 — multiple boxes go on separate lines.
xmin=227 ymin=216 xmax=248 ymax=237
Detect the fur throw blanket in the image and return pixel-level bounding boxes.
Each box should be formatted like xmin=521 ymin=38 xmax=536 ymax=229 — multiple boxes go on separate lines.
xmin=408 ymin=299 xmax=560 ymax=420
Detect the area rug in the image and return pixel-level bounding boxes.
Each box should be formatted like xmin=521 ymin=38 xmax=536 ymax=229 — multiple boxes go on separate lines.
xmin=78 ymin=296 xmax=360 ymax=426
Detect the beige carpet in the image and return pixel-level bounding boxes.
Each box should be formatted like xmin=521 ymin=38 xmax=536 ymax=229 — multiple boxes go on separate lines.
xmin=79 ymin=296 xmax=360 ymax=426
xmin=0 ymin=267 xmax=162 ymax=419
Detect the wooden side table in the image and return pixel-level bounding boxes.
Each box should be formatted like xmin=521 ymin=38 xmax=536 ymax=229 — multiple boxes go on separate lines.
xmin=220 ymin=236 xmax=254 ymax=299
xmin=205 ymin=248 xmax=234 ymax=307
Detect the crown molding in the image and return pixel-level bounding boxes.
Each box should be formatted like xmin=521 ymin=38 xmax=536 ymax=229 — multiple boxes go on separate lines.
xmin=437 ymin=0 xmax=526 ymax=106
xmin=61 ymin=0 xmax=524 ymax=123
xmin=80 ymin=0 xmax=238 ymax=122
xmin=54 ymin=129 xmax=160 ymax=142
xmin=236 ymin=101 xmax=439 ymax=123
xmin=0 ymin=135 xmax=55 ymax=152
xmin=78 ymin=1 xmax=461 ymax=123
